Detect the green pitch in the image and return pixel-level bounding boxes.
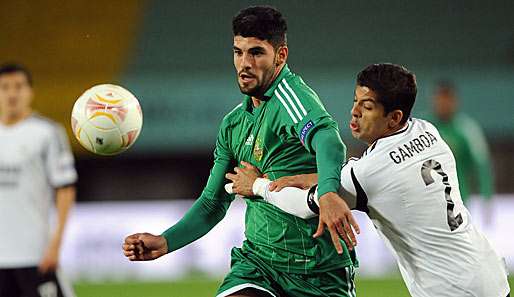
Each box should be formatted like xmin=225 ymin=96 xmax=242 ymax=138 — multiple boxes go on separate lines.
xmin=74 ymin=277 xmax=513 ymax=297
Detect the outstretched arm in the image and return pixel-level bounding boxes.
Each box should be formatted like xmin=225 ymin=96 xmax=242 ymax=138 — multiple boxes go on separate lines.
xmin=123 ymin=125 xmax=235 ymax=261
xmin=253 ymin=178 xmax=318 ymax=219
xmin=251 ymin=175 xmax=357 ymax=220
xmin=226 ymin=162 xmax=360 ymax=252
xmin=304 ymin=127 xmax=360 ymax=252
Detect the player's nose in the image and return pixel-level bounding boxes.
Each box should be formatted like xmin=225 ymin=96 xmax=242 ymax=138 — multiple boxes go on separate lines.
xmin=240 ymin=53 xmax=254 ymax=69
xmin=351 ymin=104 xmax=360 ymax=117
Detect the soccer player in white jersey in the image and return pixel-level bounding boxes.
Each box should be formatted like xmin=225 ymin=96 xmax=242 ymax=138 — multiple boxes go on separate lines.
xmin=0 ymin=64 xmax=77 ymax=297
xmin=226 ymin=64 xmax=510 ymax=297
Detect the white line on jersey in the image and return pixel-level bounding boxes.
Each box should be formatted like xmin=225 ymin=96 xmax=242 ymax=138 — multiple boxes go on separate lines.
xmin=277 ymin=83 xmax=304 ymax=121
xmin=282 ymin=79 xmax=307 ymax=116
xmin=275 ymin=90 xmax=298 ymax=123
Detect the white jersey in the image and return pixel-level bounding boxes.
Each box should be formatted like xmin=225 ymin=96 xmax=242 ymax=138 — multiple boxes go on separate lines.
xmin=340 ymin=118 xmax=509 ymax=297
xmin=0 ymin=114 xmax=77 ymax=268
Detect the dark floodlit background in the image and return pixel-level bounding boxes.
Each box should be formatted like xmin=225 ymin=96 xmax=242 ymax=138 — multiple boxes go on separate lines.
xmin=2 ymin=1 xmax=513 ymax=296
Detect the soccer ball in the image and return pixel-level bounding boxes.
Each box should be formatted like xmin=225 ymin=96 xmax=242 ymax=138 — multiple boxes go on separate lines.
xmin=71 ymin=84 xmax=142 ymax=155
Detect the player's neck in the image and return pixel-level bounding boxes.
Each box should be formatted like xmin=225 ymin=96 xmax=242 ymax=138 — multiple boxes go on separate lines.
xmin=251 ymin=97 xmax=262 ymax=108
xmin=368 ymin=122 xmax=407 ymax=146
xmin=252 ymin=63 xmax=286 ymax=108
xmin=0 ymin=109 xmax=32 ymax=126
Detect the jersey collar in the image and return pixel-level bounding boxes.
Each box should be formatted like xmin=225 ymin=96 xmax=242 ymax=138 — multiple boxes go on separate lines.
xmin=364 ymin=118 xmax=413 ymax=156
xmin=241 ymin=64 xmax=292 ymax=112
xmin=263 ymin=64 xmax=292 ymax=99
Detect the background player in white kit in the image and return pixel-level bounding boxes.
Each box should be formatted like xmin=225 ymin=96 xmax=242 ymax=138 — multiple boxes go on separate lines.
xmin=227 ymin=64 xmax=510 ymax=297
xmin=0 ymin=64 xmax=77 ymax=297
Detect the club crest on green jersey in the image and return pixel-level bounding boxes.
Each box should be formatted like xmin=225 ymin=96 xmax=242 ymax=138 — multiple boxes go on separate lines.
xmin=253 ymin=136 xmax=264 ymax=162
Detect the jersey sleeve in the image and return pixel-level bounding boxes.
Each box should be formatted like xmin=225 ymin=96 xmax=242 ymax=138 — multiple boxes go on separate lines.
xmin=275 ymin=78 xmax=346 ymax=196
xmin=44 ymin=124 xmax=78 ymax=188
xmin=251 ymin=178 xmax=318 ymax=219
xmin=275 ymin=78 xmax=339 ymax=152
xmin=161 ymin=120 xmax=236 ymax=253
xmin=340 ymin=159 xmax=370 ymax=213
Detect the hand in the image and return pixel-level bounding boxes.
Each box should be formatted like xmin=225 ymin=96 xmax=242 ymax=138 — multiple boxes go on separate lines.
xmin=313 ymin=192 xmax=360 ymax=253
xmin=269 ymin=174 xmax=318 ymax=192
xmin=38 ymin=240 xmax=60 ymax=274
xmin=225 ymin=161 xmax=262 ymax=196
xmin=122 ymin=233 xmax=168 ymax=261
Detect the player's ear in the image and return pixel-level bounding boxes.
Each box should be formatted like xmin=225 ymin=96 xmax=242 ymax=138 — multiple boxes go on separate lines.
xmin=389 ymin=110 xmax=403 ymax=128
xmin=276 ymin=45 xmax=288 ymax=66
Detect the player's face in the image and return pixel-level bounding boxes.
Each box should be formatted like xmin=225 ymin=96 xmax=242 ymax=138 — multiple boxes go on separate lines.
xmin=433 ymin=89 xmax=457 ymax=121
xmin=233 ymin=36 xmax=282 ymax=97
xmin=350 ymin=86 xmax=392 ymax=145
xmin=0 ymin=72 xmax=33 ymax=118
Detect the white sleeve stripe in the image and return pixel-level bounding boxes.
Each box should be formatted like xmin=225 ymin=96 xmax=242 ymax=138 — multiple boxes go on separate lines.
xmin=282 ymin=79 xmax=307 ymax=116
xmin=277 ymin=83 xmax=304 ymax=121
xmin=274 ymin=90 xmax=298 ymax=123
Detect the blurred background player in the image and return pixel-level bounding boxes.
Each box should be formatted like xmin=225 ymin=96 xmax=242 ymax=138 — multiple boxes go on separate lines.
xmin=428 ymin=81 xmax=494 ymax=222
xmin=0 ymin=64 xmax=77 ymax=297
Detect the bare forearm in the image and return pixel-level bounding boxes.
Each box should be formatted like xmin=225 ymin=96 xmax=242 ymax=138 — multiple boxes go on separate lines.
xmin=53 ymin=186 xmax=76 ymax=246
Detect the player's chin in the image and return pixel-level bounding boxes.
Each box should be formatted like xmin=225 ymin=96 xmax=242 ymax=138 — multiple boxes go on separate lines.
xmin=238 ymin=82 xmax=259 ymax=95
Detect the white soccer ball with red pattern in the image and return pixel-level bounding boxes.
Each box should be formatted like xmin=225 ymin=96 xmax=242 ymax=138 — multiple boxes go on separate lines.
xmin=71 ymin=84 xmax=142 ymax=155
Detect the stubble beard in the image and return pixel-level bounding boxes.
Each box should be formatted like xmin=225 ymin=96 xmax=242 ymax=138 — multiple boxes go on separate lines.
xmin=238 ymin=60 xmax=277 ymax=98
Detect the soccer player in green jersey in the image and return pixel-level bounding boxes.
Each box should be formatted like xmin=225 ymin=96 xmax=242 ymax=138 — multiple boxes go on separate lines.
xmin=427 ymin=81 xmax=494 ymax=223
xmin=122 ymin=6 xmax=359 ymax=297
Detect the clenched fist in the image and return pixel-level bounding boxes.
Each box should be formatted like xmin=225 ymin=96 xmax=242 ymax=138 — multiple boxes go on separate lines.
xmin=122 ymin=233 xmax=168 ymax=261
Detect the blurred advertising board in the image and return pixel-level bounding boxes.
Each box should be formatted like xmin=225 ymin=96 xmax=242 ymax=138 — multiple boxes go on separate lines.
xmin=59 ymin=196 xmax=513 ymax=281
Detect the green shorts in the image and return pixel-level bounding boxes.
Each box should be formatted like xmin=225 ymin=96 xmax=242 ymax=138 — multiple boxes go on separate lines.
xmin=216 ymin=247 xmax=356 ymax=297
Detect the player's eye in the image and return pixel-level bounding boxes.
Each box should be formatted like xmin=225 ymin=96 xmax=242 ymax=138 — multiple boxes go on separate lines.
xmin=249 ymin=49 xmax=265 ymax=56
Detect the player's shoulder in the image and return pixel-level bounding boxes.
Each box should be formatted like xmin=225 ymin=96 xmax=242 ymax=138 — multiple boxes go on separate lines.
xmin=411 ymin=117 xmax=441 ymax=133
xmin=278 ymin=73 xmax=322 ymax=106
xmin=26 ymin=113 xmax=65 ymax=135
xmin=220 ymin=102 xmax=244 ymax=127
xmin=454 ymin=113 xmax=477 ymax=126
xmin=270 ymin=71 xmax=329 ymax=127
xmin=453 ymin=113 xmax=485 ymax=136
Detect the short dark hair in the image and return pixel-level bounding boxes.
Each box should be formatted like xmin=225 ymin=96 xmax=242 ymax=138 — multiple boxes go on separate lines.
xmin=232 ymin=6 xmax=287 ymax=49
xmin=0 ymin=63 xmax=33 ymax=86
xmin=357 ymin=63 xmax=417 ymax=124
xmin=435 ymin=79 xmax=456 ymax=96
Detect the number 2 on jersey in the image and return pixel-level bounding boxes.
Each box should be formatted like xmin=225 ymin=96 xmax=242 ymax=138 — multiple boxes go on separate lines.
xmin=421 ymin=159 xmax=463 ymax=231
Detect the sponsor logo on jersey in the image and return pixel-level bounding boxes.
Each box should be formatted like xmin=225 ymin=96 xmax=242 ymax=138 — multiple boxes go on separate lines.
xmin=245 ymin=134 xmax=254 ymax=146
xmin=300 ymin=120 xmax=315 ymax=144
xmin=0 ymin=164 xmax=21 ymax=188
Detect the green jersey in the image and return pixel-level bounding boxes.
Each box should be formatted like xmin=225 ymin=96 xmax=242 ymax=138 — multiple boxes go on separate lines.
xmin=163 ymin=65 xmax=356 ymax=274
xmin=427 ymin=113 xmax=493 ymax=202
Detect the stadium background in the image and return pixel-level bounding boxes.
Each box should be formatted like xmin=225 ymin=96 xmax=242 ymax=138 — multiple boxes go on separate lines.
xmin=2 ymin=0 xmax=513 ymax=296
